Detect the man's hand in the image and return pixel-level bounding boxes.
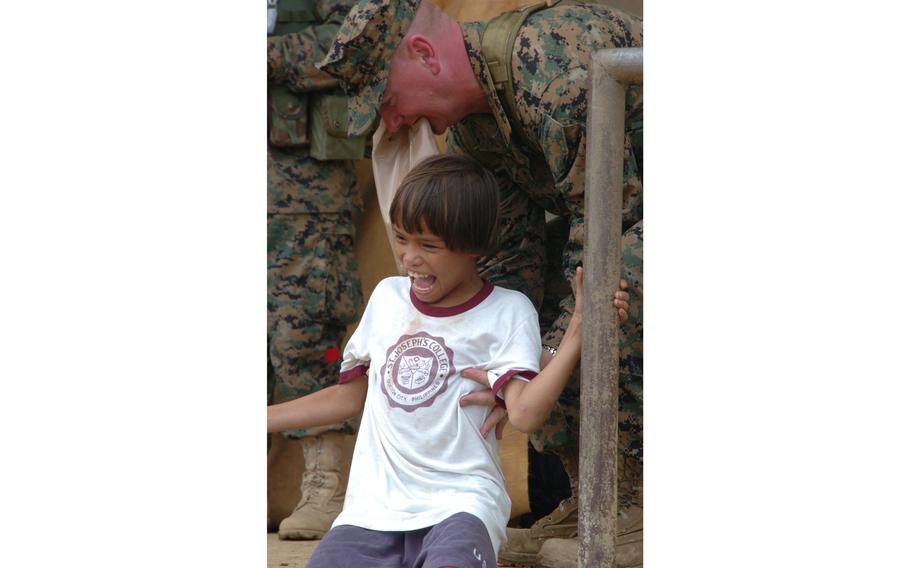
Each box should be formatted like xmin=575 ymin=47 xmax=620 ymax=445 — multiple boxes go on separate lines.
xmin=459 ymin=368 xmax=508 ymax=440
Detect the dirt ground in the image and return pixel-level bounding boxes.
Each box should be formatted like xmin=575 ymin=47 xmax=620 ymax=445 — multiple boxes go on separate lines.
xmin=267 ymin=534 xmax=320 ymax=568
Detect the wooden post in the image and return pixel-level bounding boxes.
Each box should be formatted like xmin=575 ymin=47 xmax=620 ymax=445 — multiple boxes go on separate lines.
xmin=579 ymin=47 xmax=643 ymax=568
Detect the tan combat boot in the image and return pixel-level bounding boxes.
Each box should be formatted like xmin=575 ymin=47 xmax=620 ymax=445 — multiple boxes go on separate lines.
xmin=536 ymin=506 xmax=643 ymax=568
xmin=500 ymin=496 xmax=579 ymax=566
xmin=499 ymin=447 xmax=580 ymax=567
xmin=277 ymin=431 xmax=351 ymax=540
xmin=536 ymin=455 xmax=643 ymax=568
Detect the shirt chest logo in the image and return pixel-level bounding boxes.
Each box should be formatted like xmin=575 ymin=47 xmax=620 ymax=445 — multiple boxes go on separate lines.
xmin=380 ymin=332 xmax=455 ymax=412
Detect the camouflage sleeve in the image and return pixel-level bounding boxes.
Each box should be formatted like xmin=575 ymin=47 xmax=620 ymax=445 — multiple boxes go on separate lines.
xmin=534 ymin=72 xmax=643 ymax=348
xmin=267 ymin=0 xmax=357 ymax=92
xmin=527 ymin=65 xmax=585 ymax=348
xmin=504 ymin=6 xmax=643 ymax=348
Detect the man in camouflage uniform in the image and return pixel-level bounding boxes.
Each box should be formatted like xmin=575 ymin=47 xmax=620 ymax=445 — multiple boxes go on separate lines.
xmin=316 ymin=1 xmax=642 ymax=564
xmin=267 ymin=0 xmax=365 ymax=541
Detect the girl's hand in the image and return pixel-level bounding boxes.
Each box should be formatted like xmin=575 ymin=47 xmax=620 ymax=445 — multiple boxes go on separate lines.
xmin=614 ymin=278 xmax=630 ymax=323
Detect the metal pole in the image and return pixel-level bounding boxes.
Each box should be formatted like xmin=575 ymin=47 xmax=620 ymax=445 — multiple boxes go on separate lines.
xmin=579 ymin=47 xmax=643 ymax=568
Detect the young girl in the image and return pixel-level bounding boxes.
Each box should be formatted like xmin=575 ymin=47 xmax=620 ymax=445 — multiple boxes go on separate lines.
xmin=267 ymin=154 xmax=627 ymax=567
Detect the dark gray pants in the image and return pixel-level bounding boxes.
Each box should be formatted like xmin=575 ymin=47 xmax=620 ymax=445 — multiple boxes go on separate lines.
xmin=306 ymin=512 xmax=495 ymax=568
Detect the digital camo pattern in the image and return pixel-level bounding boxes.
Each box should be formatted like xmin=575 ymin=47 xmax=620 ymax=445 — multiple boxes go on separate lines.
xmin=268 ymin=146 xmax=361 ymax=215
xmin=531 ymin=221 xmax=642 ymax=457
xmin=268 ymin=0 xmax=364 ymax=438
xmin=618 ymin=221 xmax=643 ymax=458
xmin=316 ymin=0 xmax=421 ymax=136
xmin=450 ymin=7 xmax=643 ymax=456
xmin=267 ymin=211 xmax=363 ymax=437
xmin=452 ymin=10 xmax=642 ymax=341
xmin=268 ymin=0 xmax=356 ymax=92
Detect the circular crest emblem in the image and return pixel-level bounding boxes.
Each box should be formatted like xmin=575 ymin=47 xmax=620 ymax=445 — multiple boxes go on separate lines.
xmin=379 ymin=331 xmax=455 ymax=412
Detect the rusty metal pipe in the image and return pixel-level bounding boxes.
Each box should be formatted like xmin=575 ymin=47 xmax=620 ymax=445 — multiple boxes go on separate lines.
xmin=579 ymin=46 xmax=643 ymax=568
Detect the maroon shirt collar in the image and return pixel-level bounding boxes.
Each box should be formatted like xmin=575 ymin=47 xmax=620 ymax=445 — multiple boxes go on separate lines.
xmin=409 ymin=280 xmax=494 ymax=317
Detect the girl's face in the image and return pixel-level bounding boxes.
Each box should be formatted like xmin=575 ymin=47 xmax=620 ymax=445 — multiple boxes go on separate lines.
xmin=392 ymin=223 xmax=482 ymax=307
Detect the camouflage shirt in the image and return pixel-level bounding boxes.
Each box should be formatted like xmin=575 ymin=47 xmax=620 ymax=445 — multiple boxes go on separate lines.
xmin=448 ymin=5 xmax=643 ymax=346
xmin=267 ymin=0 xmax=362 ymax=215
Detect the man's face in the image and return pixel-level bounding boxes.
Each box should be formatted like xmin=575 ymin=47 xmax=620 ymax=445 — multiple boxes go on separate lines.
xmin=379 ymin=54 xmax=453 ymax=135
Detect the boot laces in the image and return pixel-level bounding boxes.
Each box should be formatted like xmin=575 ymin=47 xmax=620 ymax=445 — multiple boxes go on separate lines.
xmin=294 ymin=471 xmax=328 ymax=510
xmin=538 ymin=496 xmax=576 ymax=524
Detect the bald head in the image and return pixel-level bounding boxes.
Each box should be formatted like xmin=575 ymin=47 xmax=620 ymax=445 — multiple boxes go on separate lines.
xmin=393 ymin=0 xmax=457 ymax=57
xmin=408 ymin=1 xmax=449 ymax=35
xmin=367 ymin=0 xmax=489 ymax=134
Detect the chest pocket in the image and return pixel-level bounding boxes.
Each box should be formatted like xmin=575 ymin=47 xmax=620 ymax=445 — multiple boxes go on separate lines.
xmin=308 ymin=94 xmax=367 ymax=161
xmin=537 ymin=114 xmax=579 ymax=185
xmin=268 ymin=87 xmax=309 ymax=147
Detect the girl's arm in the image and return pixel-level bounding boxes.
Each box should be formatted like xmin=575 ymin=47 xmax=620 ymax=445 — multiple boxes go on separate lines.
xmin=461 ymin=267 xmax=626 ymax=435
xmin=500 ymin=267 xmax=585 ymax=434
xmin=267 ymin=375 xmax=368 ymax=433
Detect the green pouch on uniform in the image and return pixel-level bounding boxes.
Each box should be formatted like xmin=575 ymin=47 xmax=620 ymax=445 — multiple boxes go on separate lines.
xmin=308 ymin=94 xmax=366 ymax=161
xmin=268 ymin=87 xmax=309 ymax=147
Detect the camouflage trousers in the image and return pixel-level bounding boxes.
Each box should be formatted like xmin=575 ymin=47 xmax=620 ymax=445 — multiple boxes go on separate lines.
xmin=267 ymin=211 xmax=363 ymax=439
xmin=534 ymin=219 xmax=643 ymax=459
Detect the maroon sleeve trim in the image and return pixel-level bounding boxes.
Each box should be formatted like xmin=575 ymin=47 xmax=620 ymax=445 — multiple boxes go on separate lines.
xmin=339 ymin=364 xmax=369 ymax=384
xmin=491 ymin=369 xmax=538 ymax=408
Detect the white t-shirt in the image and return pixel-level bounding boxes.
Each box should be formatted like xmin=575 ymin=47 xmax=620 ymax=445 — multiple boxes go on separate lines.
xmin=333 ymin=276 xmax=541 ymax=554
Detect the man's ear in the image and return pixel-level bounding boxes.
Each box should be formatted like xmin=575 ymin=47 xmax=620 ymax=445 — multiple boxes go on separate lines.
xmin=406 ymin=34 xmax=440 ymax=74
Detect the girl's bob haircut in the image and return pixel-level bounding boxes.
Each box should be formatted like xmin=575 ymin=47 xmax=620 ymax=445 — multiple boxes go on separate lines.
xmin=389 ymin=154 xmax=500 ymax=256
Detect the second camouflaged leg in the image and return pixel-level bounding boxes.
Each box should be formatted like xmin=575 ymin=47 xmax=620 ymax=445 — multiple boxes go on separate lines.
xmin=500 ymin=223 xmax=643 ymax=566
xmin=268 ymin=209 xmax=362 ymax=539
xmin=532 ymin=221 xmax=643 ymax=458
